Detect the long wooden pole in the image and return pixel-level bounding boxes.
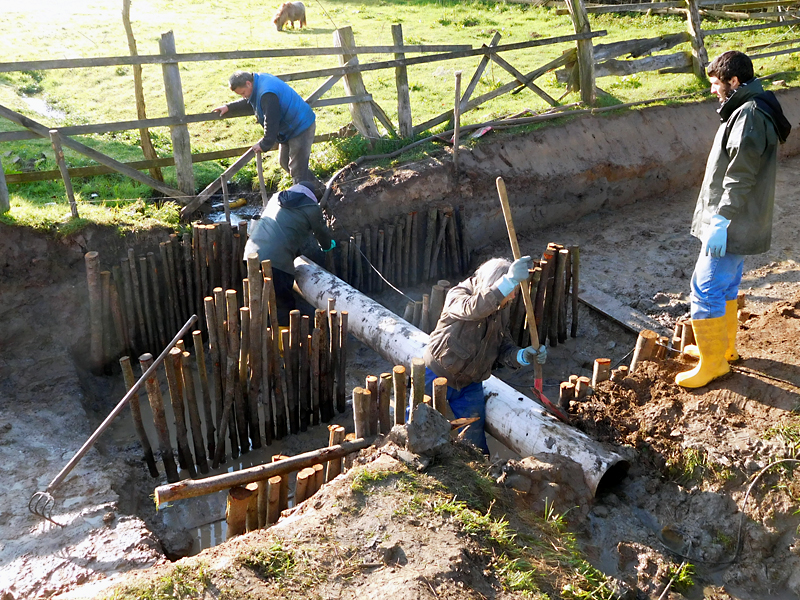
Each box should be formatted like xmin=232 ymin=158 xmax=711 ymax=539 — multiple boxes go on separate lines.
xmin=155 ymin=438 xmax=372 ymax=506
xmin=495 ymin=177 xmax=543 ymax=387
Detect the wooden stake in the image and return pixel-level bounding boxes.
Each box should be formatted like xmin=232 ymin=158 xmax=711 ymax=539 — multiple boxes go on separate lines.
xmin=232 ymin=302 xmax=249 ymax=455
xmin=630 ymin=329 xmax=658 ymax=374
xmin=384 ymin=225 xmax=394 ymax=283
xmin=366 ymin=375 xmax=379 ymax=437
xmin=575 ymin=376 xmax=591 ymax=399
xmin=410 ymin=357 xmax=426 ymax=415
xmin=591 ymin=357 xmax=612 ymax=387
xmin=410 ymin=211 xmax=420 ymax=284
xmin=49 ymin=129 xmax=79 ymax=218
xmin=432 ymin=376 xmax=449 ymax=416
xmin=403 ymin=213 xmax=413 ymax=286
xmin=453 ymin=72 xmax=462 ymax=178
xmin=181 ymin=350 xmax=209 ymax=474
xmin=559 ymin=382 xmax=575 ymax=409
xmin=325 ymin=425 xmax=346 ymax=482
xmin=569 ymin=245 xmax=580 ymax=338
xmin=192 ymin=329 xmax=216 ymax=460
xmin=337 ymin=312 xmax=348 ymax=414
xmin=138 ymin=255 xmax=156 ymax=351
xmin=353 ymin=387 xmax=369 ymax=439
xmin=267 ymin=475 xmax=282 ymax=524
xmin=378 ymin=372 xmax=392 ymax=435
xmin=429 ymin=284 xmax=446 ymax=332
xmin=85 ymin=252 xmax=104 ymax=371
xmin=139 ymin=353 xmax=179 ymax=483
xmin=376 ymin=229 xmax=385 ymax=290
xmin=225 ymin=485 xmax=254 ymax=540
xmin=311 ymin=327 xmax=321 ymax=426
xmin=165 ymin=347 xmax=196 ymax=475
xmin=120 ymin=356 xmax=159 ymax=477
xmin=256 ymin=479 xmax=268 ymax=529
xmin=393 ymin=365 xmax=407 ymax=425
xmin=127 ymin=248 xmax=148 ymax=352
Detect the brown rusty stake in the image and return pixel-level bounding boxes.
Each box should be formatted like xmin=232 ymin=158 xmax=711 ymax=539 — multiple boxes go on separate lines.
xmin=393 ymin=365 xmax=407 ymax=425
xmin=165 ymin=347 xmax=196 ymax=475
xmin=181 ymin=350 xmax=210 ymax=474
xmin=193 ymin=329 xmax=216 ymax=460
xmin=120 ymin=356 xmax=159 ymax=477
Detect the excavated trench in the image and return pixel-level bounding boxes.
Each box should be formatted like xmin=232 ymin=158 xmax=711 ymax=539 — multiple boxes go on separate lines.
xmin=2 ymin=91 xmax=800 ymax=599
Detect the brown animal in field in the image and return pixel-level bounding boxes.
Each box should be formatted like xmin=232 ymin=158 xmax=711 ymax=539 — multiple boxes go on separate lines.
xmin=273 ymin=1 xmax=306 ymax=31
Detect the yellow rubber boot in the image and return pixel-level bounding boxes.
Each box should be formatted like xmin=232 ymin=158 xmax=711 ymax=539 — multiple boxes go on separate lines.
xmin=683 ymin=300 xmax=740 ymax=362
xmin=675 ymin=316 xmax=730 ymax=388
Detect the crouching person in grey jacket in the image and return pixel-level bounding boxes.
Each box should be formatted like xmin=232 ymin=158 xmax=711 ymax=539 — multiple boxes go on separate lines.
xmin=423 ymin=256 xmax=547 ymax=454
xmin=243 ymin=182 xmax=335 ymax=325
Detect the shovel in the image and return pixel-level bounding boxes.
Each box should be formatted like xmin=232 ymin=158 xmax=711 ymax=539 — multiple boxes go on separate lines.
xmin=495 ymin=177 xmax=564 ymax=420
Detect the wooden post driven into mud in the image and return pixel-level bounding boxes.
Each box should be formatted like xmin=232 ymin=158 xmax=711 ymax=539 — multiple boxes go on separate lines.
xmin=85 ymin=252 xmax=104 ymax=372
xmin=120 ymin=356 xmax=159 ymax=477
xmin=159 ymin=30 xmax=195 ymax=196
xmin=629 ymin=329 xmax=658 ymax=373
xmin=333 ymin=27 xmax=379 ymax=141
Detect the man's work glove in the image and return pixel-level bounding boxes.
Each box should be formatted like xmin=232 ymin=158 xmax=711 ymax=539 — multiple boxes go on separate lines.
xmin=703 ymin=214 xmax=731 ymax=258
xmin=518 ymin=344 xmax=547 ymax=366
xmin=497 ymin=255 xmax=533 ymax=296
xmin=322 ymin=239 xmax=336 ymax=253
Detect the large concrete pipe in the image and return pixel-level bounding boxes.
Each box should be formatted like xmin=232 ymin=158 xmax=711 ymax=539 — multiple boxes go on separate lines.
xmin=294 ymin=256 xmax=628 ymax=494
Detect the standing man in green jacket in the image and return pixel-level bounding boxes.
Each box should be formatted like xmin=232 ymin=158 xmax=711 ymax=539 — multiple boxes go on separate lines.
xmin=677 ymin=50 xmax=791 ymax=388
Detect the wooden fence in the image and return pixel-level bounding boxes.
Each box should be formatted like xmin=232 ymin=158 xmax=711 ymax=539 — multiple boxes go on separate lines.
xmin=1 ymin=0 xmax=799 ymax=219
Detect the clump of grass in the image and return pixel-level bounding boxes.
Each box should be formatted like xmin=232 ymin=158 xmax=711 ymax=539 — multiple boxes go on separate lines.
xmin=665 ymin=446 xmax=734 ymax=486
xmin=765 ymin=419 xmax=800 ymax=458
xmin=239 ymin=542 xmax=296 ymax=580
xmin=350 ymin=467 xmax=397 ymax=493
xmin=665 ymin=561 xmax=695 ymax=594
xmin=104 ymin=564 xmax=212 ymax=600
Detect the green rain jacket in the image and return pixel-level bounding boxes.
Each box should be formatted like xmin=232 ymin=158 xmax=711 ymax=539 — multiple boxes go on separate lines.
xmin=691 ymin=79 xmax=784 ymax=255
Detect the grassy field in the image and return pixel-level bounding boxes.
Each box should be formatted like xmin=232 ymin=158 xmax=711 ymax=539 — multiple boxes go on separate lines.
xmin=2 ymin=0 xmax=800 ymax=231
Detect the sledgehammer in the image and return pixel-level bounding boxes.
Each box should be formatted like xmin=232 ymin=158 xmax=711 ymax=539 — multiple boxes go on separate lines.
xmin=495 ymin=177 xmax=566 ymax=421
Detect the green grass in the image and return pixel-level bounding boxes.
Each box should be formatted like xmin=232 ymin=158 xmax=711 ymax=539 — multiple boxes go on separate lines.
xmin=240 ymin=543 xmax=297 ymax=580
xmin=4 ymin=0 xmax=800 ymax=234
xmin=665 ymin=446 xmax=735 ymax=486
xmin=765 ymin=418 xmax=800 ymax=458
xmin=104 ymin=564 xmax=213 ymax=600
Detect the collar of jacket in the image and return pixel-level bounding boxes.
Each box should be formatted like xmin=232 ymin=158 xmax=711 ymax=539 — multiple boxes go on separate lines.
xmin=717 ymin=78 xmax=763 ymax=122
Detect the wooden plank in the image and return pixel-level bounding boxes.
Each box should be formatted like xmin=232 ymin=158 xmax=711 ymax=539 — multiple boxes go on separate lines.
xmin=160 ymin=32 xmax=194 ymax=195
xmin=181 ymin=148 xmax=255 ymax=218
xmin=278 ymin=30 xmax=606 ymax=84
xmin=579 ymin=284 xmax=670 ymax=336
xmin=594 ymin=51 xmax=693 ymax=78
xmin=304 ymin=57 xmax=356 ymax=105
xmin=312 ymin=94 xmax=372 ymax=107
xmin=723 ymin=0 xmax=796 ymax=9
xmin=413 ymin=50 xmax=576 ymax=134
xmin=460 ymin=32 xmax=502 ymax=110
xmin=392 ymin=24 xmax=413 ymax=138
xmin=593 ymin=32 xmax=690 ymax=61
xmin=5 ymin=130 xmax=345 ymax=184
xmin=370 ymin=100 xmax=397 ymax=137
xmin=748 ymin=36 xmax=800 ymax=50
xmin=0 ymin=103 xmax=186 ymax=200
xmin=749 ymin=44 xmax=800 ymax=59
xmin=703 ymin=15 xmax=800 ymax=31
xmin=490 ymin=52 xmax=559 ymax=106
xmin=558 ymin=1 xmax=684 ymax=13
xmin=49 ymin=130 xmax=79 ymax=218
xmin=0 ymin=45 xmax=474 ymax=74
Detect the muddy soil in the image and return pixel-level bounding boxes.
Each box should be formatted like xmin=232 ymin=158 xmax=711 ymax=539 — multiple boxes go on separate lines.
xmin=1 ymin=146 xmax=799 ymax=599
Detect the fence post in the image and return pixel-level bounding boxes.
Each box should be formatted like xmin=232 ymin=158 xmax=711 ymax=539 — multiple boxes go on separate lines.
xmin=0 ymin=156 xmax=10 ymax=214
xmin=333 ymin=26 xmax=381 ymax=142
xmin=122 ymin=0 xmax=164 ymax=183
xmin=392 ymin=24 xmax=413 ymax=138
xmin=49 ymin=130 xmax=79 ymax=219
xmin=159 ymin=30 xmax=195 ymax=197
xmin=564 ymin=0 xmax=596 ymax=106
xmin=686 ymin=0 xmax=709 ymax=82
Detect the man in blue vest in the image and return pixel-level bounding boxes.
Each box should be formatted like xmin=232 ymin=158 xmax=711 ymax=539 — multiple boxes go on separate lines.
xmin=214 ymin=71 xmax=319 ymax=188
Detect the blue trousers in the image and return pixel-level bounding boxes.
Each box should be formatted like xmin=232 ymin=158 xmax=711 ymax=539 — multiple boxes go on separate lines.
xmin=690 ymin=251 xmax=744 ymax=320
xmin=425 ymin=367 xmax=489 ymax=454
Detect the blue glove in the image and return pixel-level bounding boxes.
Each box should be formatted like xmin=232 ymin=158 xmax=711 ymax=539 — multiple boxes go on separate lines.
xmin=322 ymin=239 xmax=336 ymax=253
xmin=497 ymin=255 xmax=533 ymax=297
xmin=518 ymin=345 xmax=547 ymax=366
xmin=703 ymin=214 xmax=730 ymax=258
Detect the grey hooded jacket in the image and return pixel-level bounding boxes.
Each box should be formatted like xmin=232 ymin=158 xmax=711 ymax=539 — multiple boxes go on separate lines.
xmin=691 ymin=79 xmax=782 ymax=255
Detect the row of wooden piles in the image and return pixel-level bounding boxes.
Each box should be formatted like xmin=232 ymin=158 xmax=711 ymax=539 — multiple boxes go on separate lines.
xmin=98 ymin=248 xmax=352 ymax=484
xmin=84 ymin=221 xmax=253 ymax=370
xmin=225 ymin=356 xmax=454 ymax=539
xmin=224 ymin=424 xmax=353 ymax=539
xmin=323 ymin=205 xmax=470 ymax=294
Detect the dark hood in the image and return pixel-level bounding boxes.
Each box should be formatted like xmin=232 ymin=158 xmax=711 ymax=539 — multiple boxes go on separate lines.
xmin=277 ymin=189 xmax=318 ymax=209
xmin=754 ymin=90 xmax=792 ymax=144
